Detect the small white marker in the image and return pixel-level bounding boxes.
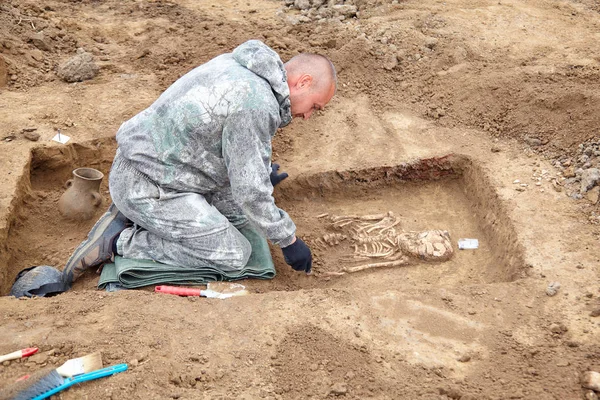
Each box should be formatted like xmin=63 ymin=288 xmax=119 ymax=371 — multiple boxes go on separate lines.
xmin=52 ymin=129 xmax=70 ymax=144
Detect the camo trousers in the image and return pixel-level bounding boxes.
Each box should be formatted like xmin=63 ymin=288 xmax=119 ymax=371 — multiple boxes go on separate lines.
xmin=109 ymin=150 xmax=252 ymax=271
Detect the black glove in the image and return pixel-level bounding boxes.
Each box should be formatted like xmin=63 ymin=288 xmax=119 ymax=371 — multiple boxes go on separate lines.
xmin=282 ymin=238 xmax=312 ymax=273
xmin=270 ymin=163 xmax=289 ymax=187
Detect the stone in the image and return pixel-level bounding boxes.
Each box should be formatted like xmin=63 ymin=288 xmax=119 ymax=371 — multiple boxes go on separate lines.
xmin=586 ymin=187 xmax=599 ymax=204
xmin=580 ymin=168 xmax=600 ymax=193
xmin=590 ymin=308 xmax=600 ymax=317
xmin=28 ymin=32 xmax=51 ymax=51
xmin=581 ymin=371 xmax=600 ymax=391
xmin=457 ymin=354 xmax=471 ymax=362
xmin=24 ymin=132 xmax=40 ymax=142
xmin=545 ymin=281 xmax=561 ymax=296
xmin=491 ymin=145 xmax=501 ymax=152
xmin=0 ymin=55 xmax=7 ymax=87
xmin=383 ymin=54 xmax=398 ymax=70
xmin=524 ymin=136 xmax=542 ymax=147
xmin=424 ymin=37 xmax=438 ymax=49
xmin=332 ymin=4 xmax=357 ymax=17
xmin=294 ymin=0 xmax=311 ymax=10
xmin=549 ymin=323 xmax=567 ymax=334
xmin=438 ymin=386 xmax=463 ymax=399
xmin=585 ymin=390 xmax=599 ymax=400
xmin=563 ymin=166 xmax=576 ymax=178
xmin=57 ymin=51 xmax=99 ymax=82
xmin=30 ymin=352 xmax=49 ymax=365
xmin=29 ymin=49 xmax=44 ymax=61
xmin=329 ymin=382 xmax=347 ymax=396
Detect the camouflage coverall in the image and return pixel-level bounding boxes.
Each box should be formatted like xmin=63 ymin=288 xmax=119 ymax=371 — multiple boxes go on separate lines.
xmin=109 ymin=40 xmax=296 ymax=271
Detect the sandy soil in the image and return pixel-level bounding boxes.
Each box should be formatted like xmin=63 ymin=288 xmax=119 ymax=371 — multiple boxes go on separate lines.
xmin=1 ymin=0 xmax=600 ymax=399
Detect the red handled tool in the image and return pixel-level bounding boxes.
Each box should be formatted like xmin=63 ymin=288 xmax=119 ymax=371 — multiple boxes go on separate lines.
xmin=0 ymin=347 xmax=38 ymax=363
xmin=155 ymin=284 xmax=248 ymax=299
xmin=155 ymin=286 xmax=203 ymax=296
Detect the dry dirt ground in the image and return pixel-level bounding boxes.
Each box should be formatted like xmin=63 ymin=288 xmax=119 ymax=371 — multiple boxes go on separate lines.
xmin=1 ymin=0 xmax=600 ymax=399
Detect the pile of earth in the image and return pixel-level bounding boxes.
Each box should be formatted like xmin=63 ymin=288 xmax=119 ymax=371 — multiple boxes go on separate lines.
xmin=0 ymin=1 xmax=81 ymax=89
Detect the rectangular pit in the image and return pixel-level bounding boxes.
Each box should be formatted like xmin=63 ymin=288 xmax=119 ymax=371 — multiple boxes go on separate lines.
xmin=275 ymin=154 xmax=525 ymax=285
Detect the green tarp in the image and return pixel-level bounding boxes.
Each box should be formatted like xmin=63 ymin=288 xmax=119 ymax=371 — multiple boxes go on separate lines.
xmin=98 ymin=224 xmax=275 ymax=289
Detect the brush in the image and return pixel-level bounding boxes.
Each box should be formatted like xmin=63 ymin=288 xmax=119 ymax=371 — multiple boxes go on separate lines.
xmin=55 ymin=351 xmax=102 ymax=378
xmin=0 ymin=347 xmax=38 ymax=363
xmin=3 ymin=364 xmax=128 ymax=400
xmin=13 ymin=351 xmax=103 ymax=384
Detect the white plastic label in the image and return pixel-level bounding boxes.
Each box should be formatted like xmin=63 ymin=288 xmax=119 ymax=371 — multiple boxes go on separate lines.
xmin=458 ymin=238 xmax=479 ymax=250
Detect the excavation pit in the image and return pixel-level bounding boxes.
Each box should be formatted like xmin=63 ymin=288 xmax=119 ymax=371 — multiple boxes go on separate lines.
xmin=0 ymin=141 xmax=524 ymax=295
xmin=272 ymin=154 xmax=525 ymax=288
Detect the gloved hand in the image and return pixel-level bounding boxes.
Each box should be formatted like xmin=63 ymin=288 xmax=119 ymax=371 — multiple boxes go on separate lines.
xmin=270 ymin=163 xmax=289 ymax=187
xmin=281 ymin=238 xmax=312 ymax=273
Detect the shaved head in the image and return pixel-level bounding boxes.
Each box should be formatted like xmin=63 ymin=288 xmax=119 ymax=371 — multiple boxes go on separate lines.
xmin=284 ymin=53 xmax=337 ymax=120
xmin=285 ymin=53 xmax=337 ymax=94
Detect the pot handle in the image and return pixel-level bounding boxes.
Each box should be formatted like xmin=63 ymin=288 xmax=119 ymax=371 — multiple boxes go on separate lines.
xmin=64 ymin=179 xmax=73 ymax=189
xmin=91 ymin=192 xmax=103 ymax=207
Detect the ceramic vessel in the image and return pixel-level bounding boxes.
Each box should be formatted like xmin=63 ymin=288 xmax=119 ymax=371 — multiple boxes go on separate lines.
xmin=58 ymin=167 xmax=104 ymax=221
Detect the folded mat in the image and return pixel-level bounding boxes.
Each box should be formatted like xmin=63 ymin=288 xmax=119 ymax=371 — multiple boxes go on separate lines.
xmin=98 ymin=224 xmax=275 ymax=289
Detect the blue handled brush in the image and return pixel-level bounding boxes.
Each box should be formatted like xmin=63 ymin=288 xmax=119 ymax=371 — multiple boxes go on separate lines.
xmin=8 ymin=364 xmax=128 ymax=400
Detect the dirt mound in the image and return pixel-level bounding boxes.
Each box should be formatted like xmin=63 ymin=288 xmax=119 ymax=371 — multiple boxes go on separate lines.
xmin=0 ymin=1 xmax=79 ymax=89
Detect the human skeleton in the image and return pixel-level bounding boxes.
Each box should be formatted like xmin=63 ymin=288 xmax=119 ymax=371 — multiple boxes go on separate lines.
xmin=311 ymin=212 xmax=454 ymax=276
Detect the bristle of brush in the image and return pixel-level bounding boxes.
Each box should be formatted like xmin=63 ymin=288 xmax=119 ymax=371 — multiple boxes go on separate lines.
xmin=0 ymin=369 xmax=63 ymax=400
xmin=56 ymin=351 xmax=103 ymax=378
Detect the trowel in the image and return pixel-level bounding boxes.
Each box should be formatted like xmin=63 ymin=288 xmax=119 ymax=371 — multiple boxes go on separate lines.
xmin=155 ymin=282 xmax=249 ymax=300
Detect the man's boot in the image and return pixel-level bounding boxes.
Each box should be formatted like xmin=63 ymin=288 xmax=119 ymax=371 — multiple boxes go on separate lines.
xmin=63 ymin=203 xmax=130 ymax=285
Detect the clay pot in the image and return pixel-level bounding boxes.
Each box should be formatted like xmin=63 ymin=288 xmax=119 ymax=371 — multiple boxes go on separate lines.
xmin=58 ymin=167 xmax=104 ymax=221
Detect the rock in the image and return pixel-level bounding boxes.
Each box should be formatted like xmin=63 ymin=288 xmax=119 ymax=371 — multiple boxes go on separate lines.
xmin=24 ymin=132 xmax=40 ymax=142
xmin=545 ymin=281 xmax=561 ymax=296
xmin=581 ymin=371 xmax=600 ymax=391
xmin=586 ymin=187 xmax=600 ymax=204
xmin=580 ymin=168 xmax=600 ymax=193
xmin=585 ymin=390 xmax=599 ymax=400
xmin=383 ymin=54 xmax=398 ymax=70
xmin=438 ymin=386 xmax=463 ymax=399
xmin=457 ymin=354 xmax=471 ymax=362
xmin=57 ymin=50 xmax=99 ymax=82
xmin=29 ymin=352 xmax=49 ymax=365
xmin=329 ymin=382 xmax=347 ymax=396
xmin=294 ymin=0 xmax=311 ymax=10
xmin=424 ymin=37 xmax=438 ymax=49
xmin=525 ymin=136 xmax=542 ymax=147
xmin=29 ymin=49 xmax=44 ymax=61
xmin=590 ymin=308 xmax=600 ymax=317
xmin=28 ymin=32 xmax=51 ymax=51
xmin=331 ymin=4 xmax=357 ymax=17
xmin=549 ymin=323 xmax=568 ymax=334
xmin=0 ymin=54 xmax=7 ymax=87
xmin=311 ymin=0 xmax=325 ymax=7
xmin=563 ymin=166 xmax=576 ymax=178
xmin=491 ymin=145 xmax=501 ymax=152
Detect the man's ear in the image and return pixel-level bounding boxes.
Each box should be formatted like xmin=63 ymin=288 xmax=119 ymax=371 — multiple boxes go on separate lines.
xmin=296 ymin=74 xmax=313 ymax=90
